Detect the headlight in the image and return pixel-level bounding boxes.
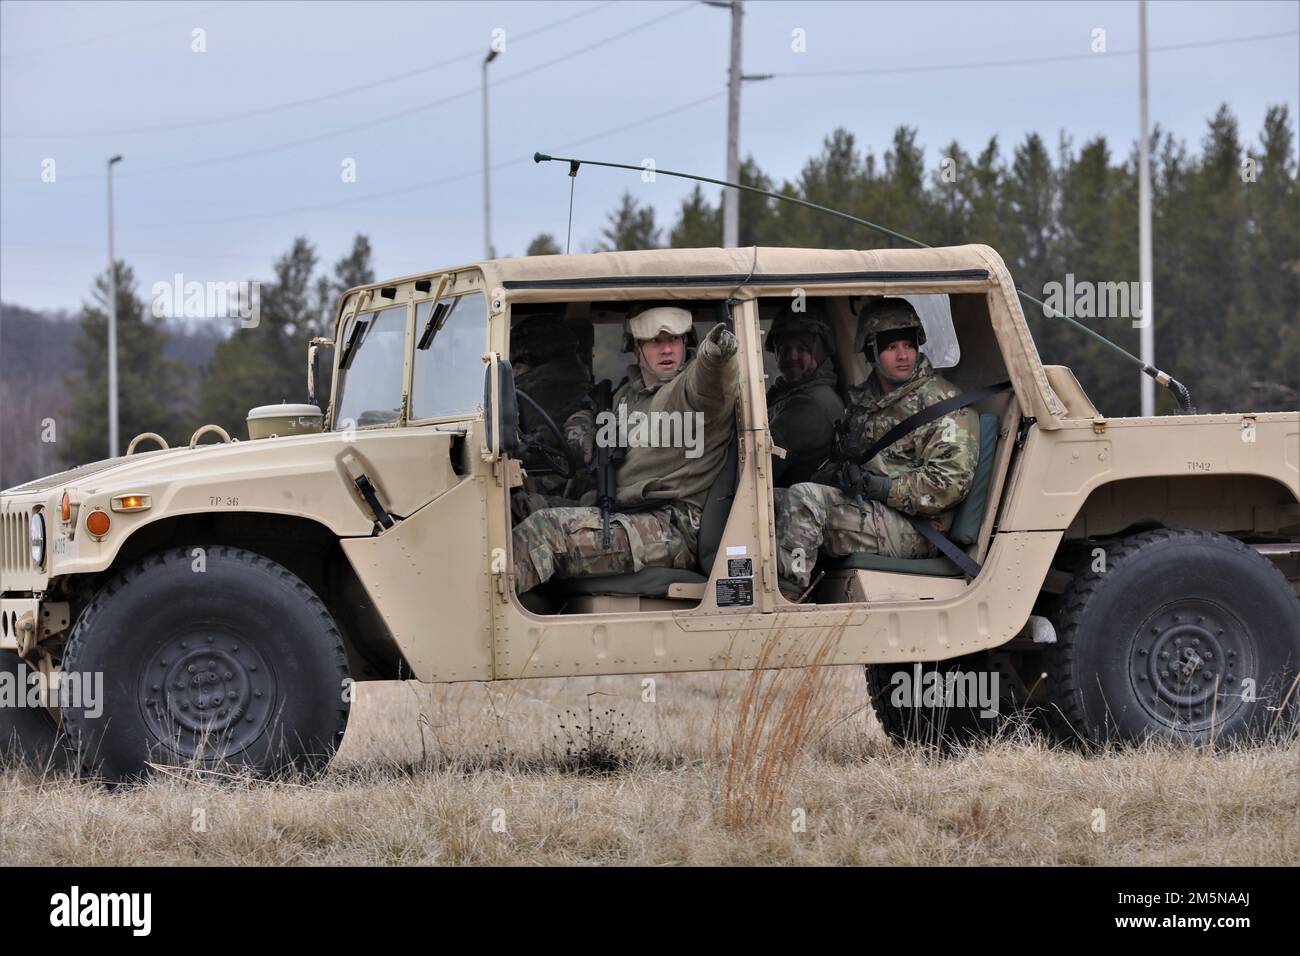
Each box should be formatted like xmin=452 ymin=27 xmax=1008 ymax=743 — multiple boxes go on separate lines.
xmin=29 ymin=511 xmax=45 ymax=568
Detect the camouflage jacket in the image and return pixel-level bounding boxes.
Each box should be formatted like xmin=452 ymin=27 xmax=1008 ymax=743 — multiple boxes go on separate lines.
xmin=566 ymin=342 xmax=739 ymax=510
xmin=766 ymin=358 xmax=845 ymax=488
xmin=840 ymin=355 xmax=979 ymax=528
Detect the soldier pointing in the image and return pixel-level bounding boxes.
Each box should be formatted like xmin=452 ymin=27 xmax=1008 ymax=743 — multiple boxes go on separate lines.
xmin=512 ymin=305 xmax=739 ymax=594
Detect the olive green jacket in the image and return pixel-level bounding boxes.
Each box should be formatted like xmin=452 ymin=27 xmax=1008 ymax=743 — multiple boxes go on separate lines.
xmin=766 ymin=359 xmax=845 ymax=488
xmin=566 ymin=342 xmax=739 ymax=510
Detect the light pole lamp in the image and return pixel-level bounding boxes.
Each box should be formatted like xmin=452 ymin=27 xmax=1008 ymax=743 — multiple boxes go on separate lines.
xmin=107 ymin=153 xmax=123 ymax=458
xmin=482 ymin=47 xmax=500 ymax=261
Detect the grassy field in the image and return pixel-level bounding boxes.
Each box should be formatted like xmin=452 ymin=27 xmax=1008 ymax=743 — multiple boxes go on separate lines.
xmin=2 ymin=667 xmax=1297 ymax=866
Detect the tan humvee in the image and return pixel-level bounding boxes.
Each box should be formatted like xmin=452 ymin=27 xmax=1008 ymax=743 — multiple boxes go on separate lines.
xmin=2 ymin=244 xmax=1297 ymax=777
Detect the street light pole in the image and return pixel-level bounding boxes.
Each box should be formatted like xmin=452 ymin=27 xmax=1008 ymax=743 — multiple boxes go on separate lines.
xmin=107 ymin=154 xmax=122 ymax=458
xmin=1138 ymin=0 xmax=1155 ymax=416
xmin=482 ymin=48 xmax=500 ymax=261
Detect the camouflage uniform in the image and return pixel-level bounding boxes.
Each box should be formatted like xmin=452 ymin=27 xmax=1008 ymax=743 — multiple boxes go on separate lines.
xmin=513 ymin=313 xmax=738 ymax=594
xmin=765 ymin=309 xmax=845 ymax=488
xmin=775 ymin=301 xmax=979 ymax=590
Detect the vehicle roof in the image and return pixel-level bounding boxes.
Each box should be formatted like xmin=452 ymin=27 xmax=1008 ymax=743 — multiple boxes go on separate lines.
xmin=347 ymin=243 xmax=1067 ymax=426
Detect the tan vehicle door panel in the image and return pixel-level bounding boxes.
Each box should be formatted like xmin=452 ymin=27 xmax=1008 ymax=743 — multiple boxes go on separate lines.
xmin=340 ymin=475 xmax=493 ymax=682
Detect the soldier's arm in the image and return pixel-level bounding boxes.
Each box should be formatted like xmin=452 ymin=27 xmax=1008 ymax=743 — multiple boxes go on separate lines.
xmin=884 ymin=408 xmax=979 ymax=517
xmin=770 ymin=395 xmax=837 ymax=483
xmin=682 ymin=323 xmax=740 ymax=417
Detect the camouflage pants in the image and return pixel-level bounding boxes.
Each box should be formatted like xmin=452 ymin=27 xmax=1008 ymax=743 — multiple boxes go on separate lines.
xmin=774 ymin=482 xmax=934 ymax=589
xmin=511 ymin=490 xmax=578 ymax=523
xmin=512 ymin=501 xmax=701 ymax=594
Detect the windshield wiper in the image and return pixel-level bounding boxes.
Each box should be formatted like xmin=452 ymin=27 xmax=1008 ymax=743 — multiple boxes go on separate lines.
xmin=338 ymin=316 xmax=370 ymax=370
xmin=417 ymin=301 xmax=452 ymax=351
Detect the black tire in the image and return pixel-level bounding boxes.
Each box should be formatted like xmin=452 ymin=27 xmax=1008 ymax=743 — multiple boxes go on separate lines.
xmin=60 ymin=546 xmax=351 ymax=781
xmin=1045 ymin=528 xmax=1300 ymax=746
xmin=866 ymin=650 xmax=1027 ymax=749
xmin=0 ymin=650 xmax=71 ymax=772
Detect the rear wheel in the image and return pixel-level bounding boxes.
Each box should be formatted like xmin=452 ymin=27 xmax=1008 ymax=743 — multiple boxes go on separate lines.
xmin=866 ymin=650 xmax=1041 ymax=748
xmin=60 ymin=546 xmax=351 ymax=781
xmin=1045 ymin=529 xmax=1300 ymax=746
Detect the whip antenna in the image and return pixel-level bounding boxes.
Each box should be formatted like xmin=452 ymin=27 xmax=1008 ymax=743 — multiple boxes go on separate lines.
xmin=533 ymin=151 xmax=1194 ymax=413
xmin=565 ymin=160 xmax=580 ymax=254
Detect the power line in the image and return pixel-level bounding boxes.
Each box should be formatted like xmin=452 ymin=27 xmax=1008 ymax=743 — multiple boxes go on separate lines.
xmin=1 ymin=90 xmax=725 ymax=233
xmin=1 ymin=2 xmax=617 ymax=139
xmin=0 ymin=3 xmax=227 ymax=64
xmin=0 ymin=2 xmax=699 ymax=184
xmin=767 ymin=30 xmax=1300 ymax=79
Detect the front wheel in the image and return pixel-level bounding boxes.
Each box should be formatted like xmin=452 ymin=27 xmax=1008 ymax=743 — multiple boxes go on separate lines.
xmin=60 ymin=546 xmax=351 ymax=781
xmin=1045 ymin=529 xmax=1300 ymax=746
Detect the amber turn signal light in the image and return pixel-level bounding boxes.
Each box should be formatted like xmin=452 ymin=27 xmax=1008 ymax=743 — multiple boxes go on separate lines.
xmin=110 ymin=494 xmax=151 ymax=512
xmin=85 ymin=510 xmax=110 ymax=538
xmin=61 ymin=491 xmax=71 ymax=523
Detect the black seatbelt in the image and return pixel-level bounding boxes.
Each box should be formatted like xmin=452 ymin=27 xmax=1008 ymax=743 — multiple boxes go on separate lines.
xmin=861 ymin=381 xmax=1011 ymax=463
xmin=863 ymin=381 xmax=1012 ymax=579
xmin=906 ymin=515 xmax=982 ymax=578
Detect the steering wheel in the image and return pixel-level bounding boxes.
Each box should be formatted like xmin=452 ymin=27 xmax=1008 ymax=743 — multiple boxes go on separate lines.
xmin=514 ymin=388 xmax=576 ymax=479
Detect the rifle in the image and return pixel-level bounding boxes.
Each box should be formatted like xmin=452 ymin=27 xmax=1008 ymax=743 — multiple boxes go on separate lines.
xmin=588 ymin=379 xmax=625 ymax=549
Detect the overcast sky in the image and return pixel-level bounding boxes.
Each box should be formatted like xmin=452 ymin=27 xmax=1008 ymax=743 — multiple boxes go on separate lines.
xmin=1 ymin=0 xmax=1296 ymax=315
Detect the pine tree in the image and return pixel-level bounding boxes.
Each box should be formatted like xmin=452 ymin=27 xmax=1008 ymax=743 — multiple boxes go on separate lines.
xmin=598 ymin=192 xmax=660 ymax=251
xmin=197 ymin=237 xmax=320 ymax=437
xmin=65 ymin=262 xmax=187 ymax=465
xmin=669 ymin=185 xmax=721 ymax=248
xmin=526 ymin=233 xmax=562 ymax=255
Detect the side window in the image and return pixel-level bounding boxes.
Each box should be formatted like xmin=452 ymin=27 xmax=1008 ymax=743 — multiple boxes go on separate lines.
xmin=411 ymin=291 xmax=488 ymax=420
xmin=903 ymin=294 xmax=961 ymax=368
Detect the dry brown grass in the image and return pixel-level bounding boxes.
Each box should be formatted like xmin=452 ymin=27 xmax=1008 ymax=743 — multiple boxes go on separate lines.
xmin=1 ymin=666 xmax=1297 ymax=866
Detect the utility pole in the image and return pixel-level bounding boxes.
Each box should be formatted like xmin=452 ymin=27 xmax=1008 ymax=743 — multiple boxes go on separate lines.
xmin=705 ymin=0 xmax=769 ymax=247
xmin=1138 ymin=0 xmax=1155 ymax=416
xmin=106 ymin=154 xmax=123 ymax=458
xmin=482 ymin=47 xmax=500 ymax=260
xmin=724 ymin=0 xmax=743 ymax=247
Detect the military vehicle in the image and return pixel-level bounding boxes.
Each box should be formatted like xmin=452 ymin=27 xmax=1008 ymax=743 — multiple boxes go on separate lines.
xmin=2 ymin=243 xmax=1297 ymax=778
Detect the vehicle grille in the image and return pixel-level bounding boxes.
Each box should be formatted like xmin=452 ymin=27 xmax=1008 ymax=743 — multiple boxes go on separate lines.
xmin=1 ymin=509 xmax=33 ymax=579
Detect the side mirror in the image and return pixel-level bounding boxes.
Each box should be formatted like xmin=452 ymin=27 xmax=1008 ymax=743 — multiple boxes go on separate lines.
xmin=307 ymin=336 xmax=335 ymax=407
xmin=482 ymin=355 xmax=520 ymax=461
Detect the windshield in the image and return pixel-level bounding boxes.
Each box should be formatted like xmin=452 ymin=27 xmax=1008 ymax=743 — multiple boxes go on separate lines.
xmin=334 ymin=304 xmax=407 ymax=428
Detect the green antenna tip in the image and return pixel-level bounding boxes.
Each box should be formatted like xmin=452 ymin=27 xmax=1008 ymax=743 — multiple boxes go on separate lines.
xmin=533 ymin=152 xmax=551 ymax=163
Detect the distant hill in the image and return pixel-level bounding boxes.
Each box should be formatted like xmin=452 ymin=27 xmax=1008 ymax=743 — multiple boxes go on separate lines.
xmin=0 ymin=302 xmax=227 ymax=489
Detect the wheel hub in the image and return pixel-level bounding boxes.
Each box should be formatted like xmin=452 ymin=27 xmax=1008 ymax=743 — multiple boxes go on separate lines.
xmin=141 ymin=633 xmax=275 ymax=758
xmin=1131 ymin=600 xmax=1249 ymax=732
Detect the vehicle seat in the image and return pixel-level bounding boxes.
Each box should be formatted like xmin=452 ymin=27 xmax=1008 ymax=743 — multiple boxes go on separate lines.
xmin=553 ymin=431 xmax=738 ymax=598
xmin=824 ymin=412 xmax=999 ymax=577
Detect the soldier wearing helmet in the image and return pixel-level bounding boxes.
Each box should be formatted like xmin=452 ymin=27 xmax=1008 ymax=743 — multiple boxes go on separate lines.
xmin=773 ymin=296 xmax=980 ymax=599
xmin=511 ymin=304 xmax=739 ymax=595
xmin=765 ymin=301 xmax=845 ymax=487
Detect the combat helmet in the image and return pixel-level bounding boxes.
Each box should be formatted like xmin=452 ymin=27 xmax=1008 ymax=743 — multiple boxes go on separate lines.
xmin=854 ymin=296 xmax=927 ymax=355
xmin=766 ymin=301 xmax=834 ymax=355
